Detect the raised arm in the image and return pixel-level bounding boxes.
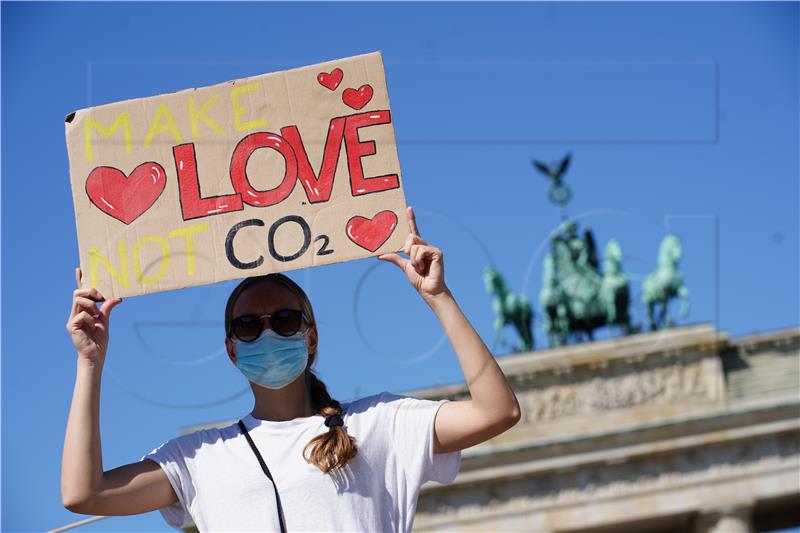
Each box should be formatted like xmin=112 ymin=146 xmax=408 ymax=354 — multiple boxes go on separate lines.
xmin=378 ymin=208 xmax=521 ymax=454
xmin=62 ymin=268 xmax=178 ymax=516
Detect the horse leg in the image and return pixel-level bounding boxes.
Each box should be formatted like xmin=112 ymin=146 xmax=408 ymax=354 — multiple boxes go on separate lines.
xmin=494 ymin=316 xmax=506 ymax=348
xmin=659 ymin=298 xmax=669 ymax=328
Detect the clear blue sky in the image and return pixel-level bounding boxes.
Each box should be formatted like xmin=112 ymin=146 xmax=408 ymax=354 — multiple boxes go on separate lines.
xmin=2 ymin=2 xmax=798 ymax=532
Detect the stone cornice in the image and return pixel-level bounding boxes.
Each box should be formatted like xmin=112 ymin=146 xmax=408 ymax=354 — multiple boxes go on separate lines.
xmin=426 ymin=416 xmax=798 ymax=492
xmin=403 ymin=323 xmax=730 ymax=399
xmin=455 ymin=392 xmax=800 ymax=465
xmin=724 ymin=325 xmax=800 ymax=354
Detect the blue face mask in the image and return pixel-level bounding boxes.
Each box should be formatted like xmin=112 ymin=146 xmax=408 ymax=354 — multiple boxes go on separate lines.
xmin=234 ymin=329 xmax=309 ymax=389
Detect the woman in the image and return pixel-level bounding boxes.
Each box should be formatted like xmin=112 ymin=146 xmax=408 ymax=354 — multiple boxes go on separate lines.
xmin=62 ymin=207 xmax=521 ymax=532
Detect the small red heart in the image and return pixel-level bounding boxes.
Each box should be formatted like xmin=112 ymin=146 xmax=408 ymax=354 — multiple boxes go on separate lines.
xmin=346 ymin=210 xmax=398 ymax=252
xmin=85 ymin=162 xmax=167 ymax=225
xmin=317 ymin=68 xmax=343 ymax=91
xmin=342 ymin=84 xmax=373 ymax=110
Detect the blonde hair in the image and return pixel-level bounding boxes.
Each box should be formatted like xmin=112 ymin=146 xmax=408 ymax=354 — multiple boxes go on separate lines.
xmin=224 ymin=273 xmax=358 ymax=474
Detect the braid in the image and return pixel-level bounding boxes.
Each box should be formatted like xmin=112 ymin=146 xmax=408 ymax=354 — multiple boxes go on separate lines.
xmin=302 ymin=370 xmax=358 ymax=474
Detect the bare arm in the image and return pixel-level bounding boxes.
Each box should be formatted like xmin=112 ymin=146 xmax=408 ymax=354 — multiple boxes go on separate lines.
xmin=424 ymin=288 xmax=520 ymax=453
xmin=378 ymin=208 xmax=521 ymax=454
xmin=62 ymin=268 xmax=178 ymax=515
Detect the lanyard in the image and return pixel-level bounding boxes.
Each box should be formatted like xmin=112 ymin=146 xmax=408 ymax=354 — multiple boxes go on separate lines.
xmin=238 ymin=420 xmax=288 ymax=533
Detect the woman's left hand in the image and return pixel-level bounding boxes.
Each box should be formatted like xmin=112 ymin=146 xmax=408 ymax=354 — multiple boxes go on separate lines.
xmin=378 ymin=206 xmax=449 ymax=302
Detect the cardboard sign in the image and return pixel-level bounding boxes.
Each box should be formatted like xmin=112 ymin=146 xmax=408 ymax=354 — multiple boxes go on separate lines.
xmin=64 ymin=51 xmax=409 ymax=298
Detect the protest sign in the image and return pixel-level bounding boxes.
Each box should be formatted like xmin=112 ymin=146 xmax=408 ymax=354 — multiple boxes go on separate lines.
xmin=65 ymin=51 xmax=409 ymax=298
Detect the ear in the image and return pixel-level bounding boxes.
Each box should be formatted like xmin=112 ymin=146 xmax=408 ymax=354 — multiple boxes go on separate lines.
xmin=225 ymin=337 xmax=236 ymax=364
xmin=306 ymin=325 xmax=318 ymax=355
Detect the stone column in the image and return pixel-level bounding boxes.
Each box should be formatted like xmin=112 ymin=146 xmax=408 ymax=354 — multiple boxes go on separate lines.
xmin=694 ymin=505 xmax=754 ymax=533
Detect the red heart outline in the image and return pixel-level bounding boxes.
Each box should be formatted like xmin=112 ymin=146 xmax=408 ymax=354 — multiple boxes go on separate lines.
xmin=317 ymin=68 xmax=343 ymax=91
xmin=342 ymin=84 xmax=373 ymax=110
xmin=346 ymin=210 xmax=398 ymax=252
xmin=85 ymin=162 xmax=167 ymax=225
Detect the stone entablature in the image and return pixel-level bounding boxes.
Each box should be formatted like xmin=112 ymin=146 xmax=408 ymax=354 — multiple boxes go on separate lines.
xmin=414 ymin=413 xmax=798 ymax=532
xmin=406 ymin=323 xmax=729 ymax=451
xmin=408 ymin=323 xmax=800 ymax=533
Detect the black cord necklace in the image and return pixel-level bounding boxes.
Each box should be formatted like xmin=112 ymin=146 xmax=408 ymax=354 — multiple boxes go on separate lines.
xmin=238 ymin=420 xmax=287 ymax=533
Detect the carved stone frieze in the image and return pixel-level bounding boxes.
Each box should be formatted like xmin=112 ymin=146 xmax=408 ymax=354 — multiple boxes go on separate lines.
xmin=516 ymin=355 xmax=719 ymax=423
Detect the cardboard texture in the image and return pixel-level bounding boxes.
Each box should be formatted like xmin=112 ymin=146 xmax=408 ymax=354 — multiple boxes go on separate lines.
xmin=65 ymin=52 xmax=409 ymax=298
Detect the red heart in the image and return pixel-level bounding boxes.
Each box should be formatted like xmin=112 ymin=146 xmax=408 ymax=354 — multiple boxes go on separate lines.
xmin=317 ymin=68 xmax=343 ymax=91
xmin=85 ymin=162 xmax=167 ymax=225
xmin=346 ymin=210 xmax=398 ymax=252
xmin=342 ymin=84 xmax=373 ymax=110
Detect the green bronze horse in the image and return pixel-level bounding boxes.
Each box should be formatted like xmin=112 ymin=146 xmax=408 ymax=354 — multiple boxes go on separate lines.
xmin=642 ymin=234 xmax=690 ymax=330
xmin=540 ymin=254 xmax=570 ymax=347
xmin=483 ymin=266 xmax=534 ymax=352
xmin=599 ymin=239 xmax=633 ymax=335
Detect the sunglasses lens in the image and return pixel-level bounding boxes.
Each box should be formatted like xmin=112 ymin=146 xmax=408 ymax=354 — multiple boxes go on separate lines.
xmin=231 ymin=310 xmax=304 ymax=341
xmin=233 ymin=316 xmax=262 ymax=342
xmin=271 ymin=309 xmax=302 ymax=336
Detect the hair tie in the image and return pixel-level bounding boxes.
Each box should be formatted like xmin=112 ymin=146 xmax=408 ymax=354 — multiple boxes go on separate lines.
xmin=324 ymin=413 xmax=344 ymax=428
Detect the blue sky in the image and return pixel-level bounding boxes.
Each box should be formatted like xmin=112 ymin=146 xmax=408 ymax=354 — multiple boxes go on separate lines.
xmin=2 ymin=2 xmax=798 ymax=532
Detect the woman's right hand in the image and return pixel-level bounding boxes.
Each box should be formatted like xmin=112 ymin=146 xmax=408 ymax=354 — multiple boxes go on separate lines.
xmin=66 ymin=267 xmax=123 ymax=366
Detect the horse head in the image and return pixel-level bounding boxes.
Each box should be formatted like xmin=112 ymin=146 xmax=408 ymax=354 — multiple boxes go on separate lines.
xmin=603 ymin=239 xmax=623 ymax=274
xmin=483 ymin=265 xmax=506 ymax=296
xmin=658 ymin=234 xmax=683 ymax=268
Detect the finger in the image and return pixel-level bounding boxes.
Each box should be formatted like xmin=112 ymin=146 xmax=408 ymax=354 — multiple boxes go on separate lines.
xmin=408 ymin=244 xmax=417 ymax=266
xmin=407 ymin=206 xmax=421 ymax=237
xmin=73 ymin=287 xmax=105 ymax=302
xmin=427 ymin=247 xmax=444 ymax=271
xmin=402 ymin=233 xmax=427 ymax=255
xmin=409 ymin=245 xmax=423 ymax=274
xmin=74 ymin=296 xmax=100 ymax=317
xmin=413 ymin=244 xmax=430 ymax=260
xmin=415 ymin=246 xmax=429 ymax=273
xmin=377 ymin=252 xmax=408 ymax=271
xmin=67 ymin=309 xmax=96 ymax=330
xmin=70 ymin=311 xmax=97 ymax=331
xmin=99 ymin=297 xmax=123 ymax=324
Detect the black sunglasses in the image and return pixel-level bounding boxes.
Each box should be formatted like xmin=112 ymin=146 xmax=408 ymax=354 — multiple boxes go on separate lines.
xmin=229 ymin=309 xmax=307 ymax=342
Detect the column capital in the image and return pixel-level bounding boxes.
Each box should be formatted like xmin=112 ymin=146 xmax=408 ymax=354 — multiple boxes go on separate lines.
xmin=693 ymin=503 xmax=754 ymax=533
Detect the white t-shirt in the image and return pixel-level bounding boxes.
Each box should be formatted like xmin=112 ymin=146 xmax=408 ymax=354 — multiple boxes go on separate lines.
xmin=141 ymin=391 xmax=461 ymax=532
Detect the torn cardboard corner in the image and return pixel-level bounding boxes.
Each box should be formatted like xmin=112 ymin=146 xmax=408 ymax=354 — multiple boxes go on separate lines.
xmin=64 ymin=51 xmax=409 ymax=299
